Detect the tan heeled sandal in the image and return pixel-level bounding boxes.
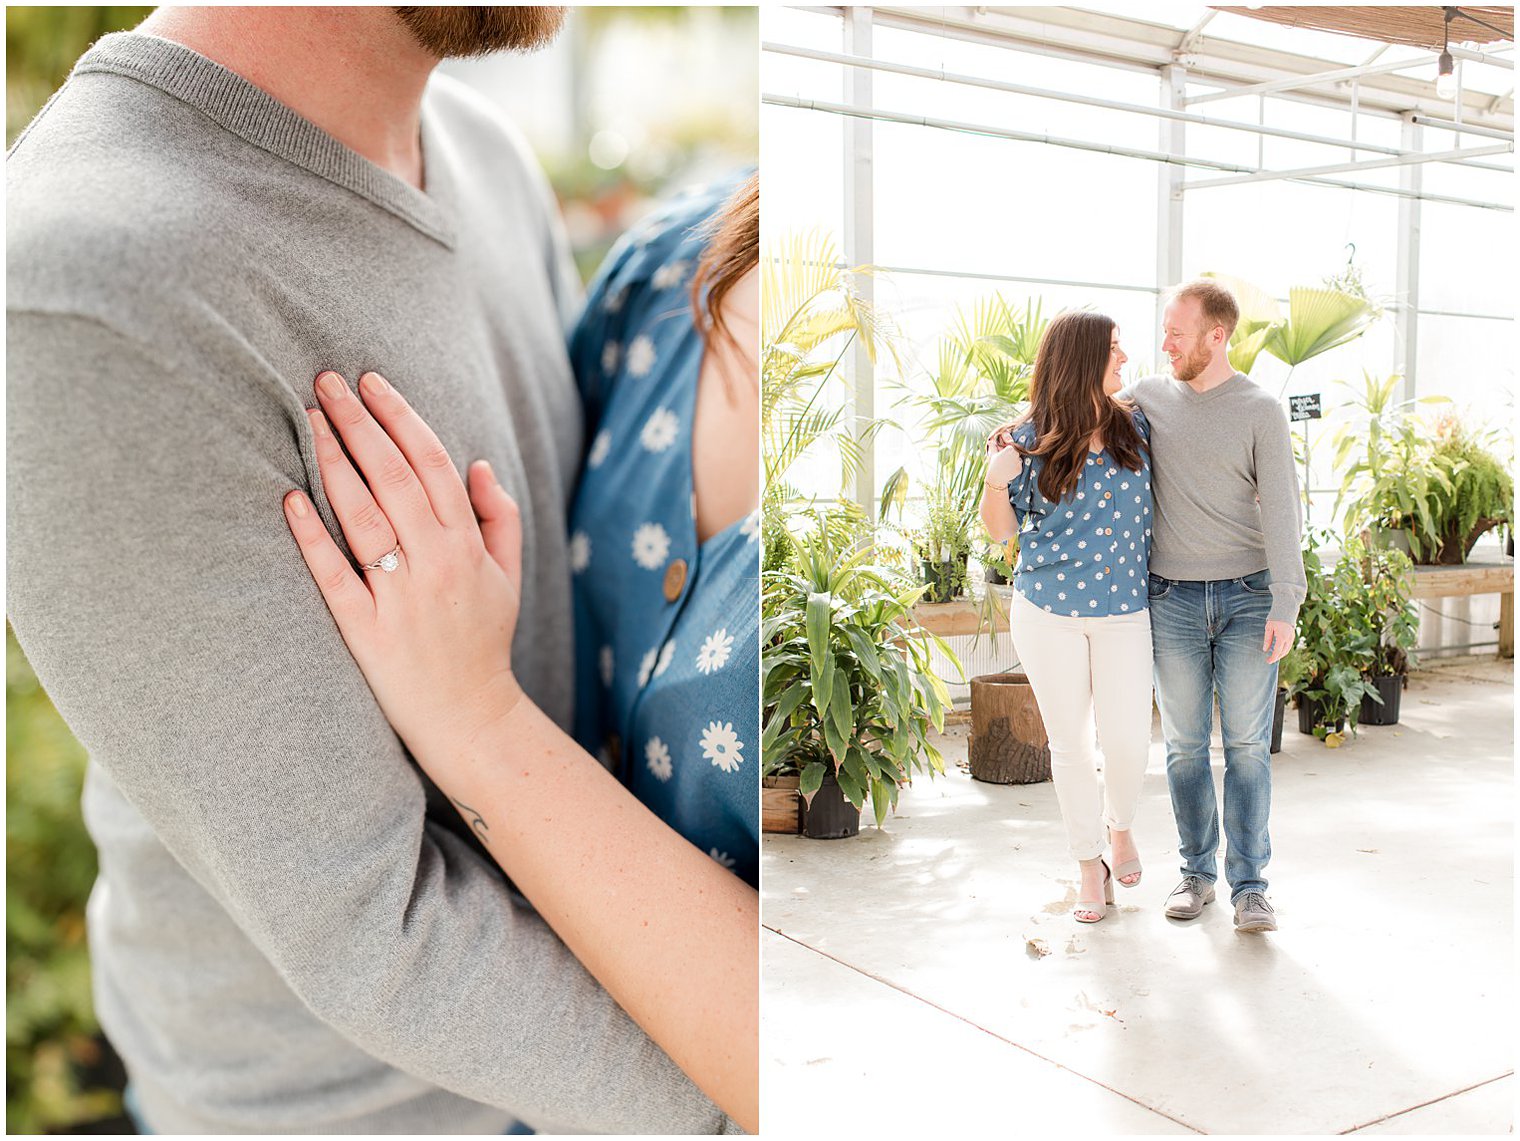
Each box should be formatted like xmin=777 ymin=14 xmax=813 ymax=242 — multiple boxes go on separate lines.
xmin=1108 ymin=827 xmax=1142 ymax=888
xmin=1075 ymin=858 xmax=1115 ymax=923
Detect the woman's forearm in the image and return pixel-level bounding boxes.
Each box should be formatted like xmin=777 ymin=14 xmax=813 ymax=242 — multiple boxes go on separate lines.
xmin=980 ymin=481 xmax=1017 ymax=542
xmin=423 ymin=683 xmax=759 ymax=1133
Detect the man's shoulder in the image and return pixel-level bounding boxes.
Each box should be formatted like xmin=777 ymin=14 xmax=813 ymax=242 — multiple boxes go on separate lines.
xmin=424 ymin=71 xmax=545 ymax=191
xmin=1121 ymin=374 xmax=1169 ymax=407
xmin=1233 ymin=375 xmax=1290 ymax=423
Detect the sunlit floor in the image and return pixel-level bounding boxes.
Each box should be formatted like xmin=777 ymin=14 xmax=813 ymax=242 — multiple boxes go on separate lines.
xmin=761 ymin=657 xmax=1514 ymax=1135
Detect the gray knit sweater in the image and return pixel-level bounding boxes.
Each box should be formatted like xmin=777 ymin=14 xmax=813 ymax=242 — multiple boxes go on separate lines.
xmin=1126 ymin=373 xmax=1306 ymax=626
xmin=7 ymin=32 xmax=725 ymax=1134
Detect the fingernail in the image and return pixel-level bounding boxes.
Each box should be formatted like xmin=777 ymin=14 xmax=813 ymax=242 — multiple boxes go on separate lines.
xmin=317 ymin=372 xmax=346 ymax=400
xmin=360 ymin=372 xmax=388 ymax=397
xmin=286 ymin=492 xmax=309 ymax=519
xmin=307 ymin=408 xmax=330 ymax=438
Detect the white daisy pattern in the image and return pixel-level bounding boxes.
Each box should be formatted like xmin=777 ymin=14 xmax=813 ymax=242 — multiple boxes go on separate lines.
xmin=740 ymin=509 xmax=760 ymax=542
xmin=599 ymin=646 xmax=615 ymax=688
xmin=640 ymin=407 xmax=680 ymax=453
xmin=637 ymin=647 xmax=658 ymax=687
xmin=626 ymin=335 xmax=657 ymax=378
xmin=587 ymin=429 xmax=612 ymax=469
xmin=655 ymin=640 xmax=675 ymax=678
xmin=709 ymin=849 xmax=737 ymax=870
xmin=631 ymin=522 xmax=670 ymax=570
xmin=645 ymin=737 xmax=673 ymax=782
xmin=569 ymin=532 xmax=591 ymax=573
xmin=700 ymin=721 xmax=743 ymax=774
xmin=601 ymin=341 xmax=620 ymax=375
xmin=696 ymin=629 xmax=734 ymax=674
xmin=651 ymin=259 xmax=690 ymax=291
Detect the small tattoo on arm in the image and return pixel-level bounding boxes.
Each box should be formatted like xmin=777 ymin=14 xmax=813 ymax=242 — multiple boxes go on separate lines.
xmin=451 ymin=796 xmax=491 ymax=845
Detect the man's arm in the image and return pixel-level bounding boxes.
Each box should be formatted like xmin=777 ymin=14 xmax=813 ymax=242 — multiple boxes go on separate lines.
xmin=1253 ymin=399 xmax=1307 ymax=629
xmin=6 ymin=310 xmax=726 ymax=1134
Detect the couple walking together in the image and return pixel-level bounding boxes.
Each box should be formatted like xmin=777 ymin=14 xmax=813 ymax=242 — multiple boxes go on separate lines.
xmin=978 ymin=280 xmax=1305 ymax=932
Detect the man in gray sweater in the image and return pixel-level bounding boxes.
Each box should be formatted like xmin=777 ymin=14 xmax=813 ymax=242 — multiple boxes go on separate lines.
xmin=1126 ymin=280 xmax=1305 ymax=935
xmin=8 ymin=7 xmax=728 ymax=1133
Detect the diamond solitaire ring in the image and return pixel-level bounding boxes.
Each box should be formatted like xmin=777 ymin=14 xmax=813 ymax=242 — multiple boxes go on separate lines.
xmin=360 ymin=544 xmax=402 ymax=574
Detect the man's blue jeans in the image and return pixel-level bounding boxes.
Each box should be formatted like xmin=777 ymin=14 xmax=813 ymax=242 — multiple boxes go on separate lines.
xmin=1148 ymin=570 xmax=1277 ymax=900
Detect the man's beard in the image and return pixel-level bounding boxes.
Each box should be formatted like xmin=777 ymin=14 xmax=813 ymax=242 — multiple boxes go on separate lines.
xmin=1170 ymin=341 xmax=1212 ymax=382
xmin=393 ymin=6 xmax=567 ymax=58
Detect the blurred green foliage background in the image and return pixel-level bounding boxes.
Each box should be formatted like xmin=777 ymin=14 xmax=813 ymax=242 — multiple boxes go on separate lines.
xmin=6 ymin=4 xmax=755 ymax=1134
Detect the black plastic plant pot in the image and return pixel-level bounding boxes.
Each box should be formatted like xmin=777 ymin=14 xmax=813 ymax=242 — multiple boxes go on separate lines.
xmin=1360 ymin=673 xmax=1403 ymax=726
xmin=920 ymin=560 xmax=955 ymax=603
xmin=983 ymin=564 xmax=1008 ymax=585
xmin=1270 ymin=688 xmax=1286 ymax=754
xmin=1296 ymin=693 xmax=1346 ymax=736
xmin=801 ymin=767 xmax=862 ymax=839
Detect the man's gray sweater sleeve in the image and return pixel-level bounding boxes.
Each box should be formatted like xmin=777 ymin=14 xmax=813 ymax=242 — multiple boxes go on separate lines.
xmin=1254 ymin=399 xmax=1307 ymax=626
xmin=6 ymin=310 xmax=724 ymax=1134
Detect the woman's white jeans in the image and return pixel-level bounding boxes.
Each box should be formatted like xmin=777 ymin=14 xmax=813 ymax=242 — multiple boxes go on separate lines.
xmin=1009 ymin=590 xmax=1154 ymax=862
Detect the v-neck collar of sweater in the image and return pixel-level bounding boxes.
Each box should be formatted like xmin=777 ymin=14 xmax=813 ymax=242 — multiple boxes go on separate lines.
xmin=1172 ymin=371 xmax=1249 ymax=401
xmin=73 ymin=32 xmax=456 ymax=249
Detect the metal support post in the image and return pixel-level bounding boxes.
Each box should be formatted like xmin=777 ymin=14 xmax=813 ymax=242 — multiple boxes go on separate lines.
xmin=843 ymin=7 xmax=876 ymax=518
xmin=1157 ymin=64 xmax=1187 ymax=336
xmin=1394 ymin=114 xmax=1423 ymax=403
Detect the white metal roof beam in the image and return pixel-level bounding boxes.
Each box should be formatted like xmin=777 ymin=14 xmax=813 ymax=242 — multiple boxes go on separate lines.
xmin=853 ymin=5 xmax=1513 ymax=125
xmin=1185 ymin=54 xmax=1446 ymax=106
xmin=762 ymin=93 xmax=1513 ymax=211
xmin=1181 ymin=143 xmax=1514 ymax=190
xmin=763 ymin=41 xmax=1412 ymax=155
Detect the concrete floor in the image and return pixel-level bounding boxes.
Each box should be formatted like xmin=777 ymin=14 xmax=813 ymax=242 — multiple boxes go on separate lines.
xmin=762 ymin=658 xmax=1515 ymax=1135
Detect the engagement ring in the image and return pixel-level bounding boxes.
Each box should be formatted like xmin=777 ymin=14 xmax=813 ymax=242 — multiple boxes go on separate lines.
xmin=360 ymin=544 xmax=402 ymax=574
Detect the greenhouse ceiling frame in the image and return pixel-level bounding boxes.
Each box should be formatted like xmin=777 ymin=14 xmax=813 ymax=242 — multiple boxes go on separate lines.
xmin=764 ymin=5 xmax=1514 ymax=511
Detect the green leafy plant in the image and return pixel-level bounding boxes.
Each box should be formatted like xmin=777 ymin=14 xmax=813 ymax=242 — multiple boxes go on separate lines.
xmin=761 ymin=520 xmax=955 ymax=827
xmin=879 ymin=295 xmax=1044 ymax=523
xmin=1330 ymin=371 xmax=1453 ymax=546
xmin=1420 ymin=413 xmax=1513 ymax=564
xmin=1284 ymin=531 xmax=1381 ymax=742
xmin=1348 ymin=542 xmax=1419 ymax=683
xmin=1334 ymin=389 xmax=1512 ymax=564
xmin=913 ymin=484 xmax=972 ymax=602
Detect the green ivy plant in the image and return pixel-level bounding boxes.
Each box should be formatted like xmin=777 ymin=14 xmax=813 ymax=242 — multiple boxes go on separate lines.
xmin=761 ymin=520 xmax=955 ymax=827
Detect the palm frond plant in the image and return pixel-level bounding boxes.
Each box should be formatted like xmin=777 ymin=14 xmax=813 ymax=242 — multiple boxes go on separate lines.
xmin=761 ymin=230 xmax=901 ymax=536
xmin=877 ymin=296 xmax=1046 ymax=617
xmin=1201 ymin=271 xmax=1382 ymax=396
xmin=761 ymin=519 xmax=954 ymax=828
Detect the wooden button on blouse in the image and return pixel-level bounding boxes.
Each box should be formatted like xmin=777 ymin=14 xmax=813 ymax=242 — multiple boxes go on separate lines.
xmin=663 ymin=558 xmax=688 ymax=602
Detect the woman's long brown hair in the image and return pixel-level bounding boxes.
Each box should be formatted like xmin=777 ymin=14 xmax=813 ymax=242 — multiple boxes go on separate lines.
xmin=689 ymin=171 xmax=758 ymax=352
xmin=1018 ymin=310 xmax=1146 ymax=503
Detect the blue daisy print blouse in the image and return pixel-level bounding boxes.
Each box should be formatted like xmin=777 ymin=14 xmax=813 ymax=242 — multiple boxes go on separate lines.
xmin=566 ymin=175 xmax=759 ymax=888
xmin=1007 ymin=409 xmax=1153 ymax=618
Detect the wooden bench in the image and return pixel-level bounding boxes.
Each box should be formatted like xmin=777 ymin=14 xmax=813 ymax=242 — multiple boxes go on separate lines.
xmin=1408 ymin=557 xmax=1514 ymax=659
xmin=913 ymin=557 xmax=1515 ymax=659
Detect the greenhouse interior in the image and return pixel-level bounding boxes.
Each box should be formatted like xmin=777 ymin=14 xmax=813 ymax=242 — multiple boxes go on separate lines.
xmin=761 ymin=6 xmax=1513 ymax=1136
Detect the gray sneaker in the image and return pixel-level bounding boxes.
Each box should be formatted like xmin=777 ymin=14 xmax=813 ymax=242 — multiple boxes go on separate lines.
xmin=1164 ymin=875 xmax=1216 ymax=920
xmin=1234 ymin=891 xmax=1277 ymax=933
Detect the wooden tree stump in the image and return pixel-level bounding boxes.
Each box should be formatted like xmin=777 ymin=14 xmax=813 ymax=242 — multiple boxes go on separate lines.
xmin=969 ymin=672 xmax=1051 ymax=784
